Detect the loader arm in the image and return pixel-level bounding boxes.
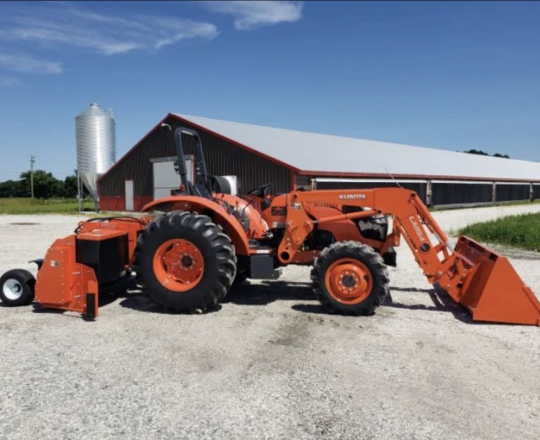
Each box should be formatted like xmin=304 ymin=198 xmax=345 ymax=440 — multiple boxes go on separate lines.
xmin=278 ymin=188 xmax=540 ymax=326
xmin=278 ymin=188 xmax=449 ymax=274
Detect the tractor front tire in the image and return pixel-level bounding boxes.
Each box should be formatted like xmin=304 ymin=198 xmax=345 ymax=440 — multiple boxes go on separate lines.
xmin=134 ymin=212 xmax=236 ymax=313
xmin=0 ymin=269 xmax=36 ymax=307
xmin=311 ymin=241 xmax=389 ymax=316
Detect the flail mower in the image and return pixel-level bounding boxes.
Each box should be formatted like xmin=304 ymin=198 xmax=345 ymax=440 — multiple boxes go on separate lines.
xmin=1 ymin=127 xmax=539 ymax=326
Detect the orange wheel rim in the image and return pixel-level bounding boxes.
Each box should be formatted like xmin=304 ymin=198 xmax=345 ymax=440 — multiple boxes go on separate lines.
xmin=153 ymin=239 xmax=205 ymax=292
xmin=325 ymin=258 xmax=373 ymax=304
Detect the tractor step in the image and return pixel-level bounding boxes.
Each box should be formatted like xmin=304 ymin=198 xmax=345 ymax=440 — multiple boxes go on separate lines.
xmin=250 ymin=255 xmax=281 ymax=280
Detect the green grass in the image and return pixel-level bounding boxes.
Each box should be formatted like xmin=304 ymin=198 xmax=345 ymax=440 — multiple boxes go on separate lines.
xmin=0 ymin=198 xmax=95 ymax=214
xmin=460 ymin=213 xmax=540 ymax=252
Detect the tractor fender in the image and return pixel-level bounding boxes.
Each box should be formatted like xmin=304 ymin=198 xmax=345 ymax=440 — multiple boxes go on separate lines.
xmin=142 ymin=197 xmax=250 ymax=256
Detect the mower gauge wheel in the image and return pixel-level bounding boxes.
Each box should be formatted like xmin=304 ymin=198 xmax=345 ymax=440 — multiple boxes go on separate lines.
xmin=0 ymin=269 xmax=36 ymax=307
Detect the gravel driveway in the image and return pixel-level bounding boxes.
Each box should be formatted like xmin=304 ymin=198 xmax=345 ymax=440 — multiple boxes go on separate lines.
xmin=1 ymin=204 xmax=539 ymax=440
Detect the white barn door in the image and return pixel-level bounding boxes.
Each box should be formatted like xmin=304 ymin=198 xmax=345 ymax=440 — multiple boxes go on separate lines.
xmin=153 ymin=158 xmax=193 ymax=199
xmin=125 ymin=180 xmax=134 ymax=211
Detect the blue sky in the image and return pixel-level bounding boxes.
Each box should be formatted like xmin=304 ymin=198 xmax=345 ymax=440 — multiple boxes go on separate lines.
xmin=1 ymin=1 xmax=540 ymax=182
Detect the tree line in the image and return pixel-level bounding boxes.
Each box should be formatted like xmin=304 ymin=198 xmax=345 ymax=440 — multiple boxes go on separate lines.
xmin=464 ymin=149 xmax=510 ymax=159
xmin=0 ymin=170 xmax=78 ymax=199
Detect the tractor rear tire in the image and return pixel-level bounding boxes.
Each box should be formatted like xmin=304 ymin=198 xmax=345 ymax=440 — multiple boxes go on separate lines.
xmin=311 ymin=241 xmax=389 ymax=316
xmin=134 ymin=211 xmax=236 ymax=313
xmin=232 ymin=271 xmax=248 ymax=287
xmin=0 ymin=269 xmax=36 ymax=307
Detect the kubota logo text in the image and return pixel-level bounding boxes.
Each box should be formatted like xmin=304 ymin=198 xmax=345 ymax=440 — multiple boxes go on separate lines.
xmin=339 ymin=194 xmax=367 ymax=200
xmin=409 ymin=216 xmax=426 ymax=242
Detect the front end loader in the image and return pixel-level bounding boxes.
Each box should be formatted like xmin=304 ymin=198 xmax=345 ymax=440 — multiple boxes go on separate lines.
xmin=2 ymin=127 xmax=539 ymax=326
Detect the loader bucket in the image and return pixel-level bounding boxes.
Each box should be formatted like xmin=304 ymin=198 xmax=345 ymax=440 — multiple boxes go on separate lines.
xmin=449 ymin=236 xmax=540 ymax=326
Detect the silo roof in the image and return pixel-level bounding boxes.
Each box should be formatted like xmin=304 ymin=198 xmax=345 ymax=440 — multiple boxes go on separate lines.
xmin=77 ymin=103 xmax=111 ymax=119
xmin=174 ymin=113 xmax=540 ymax=182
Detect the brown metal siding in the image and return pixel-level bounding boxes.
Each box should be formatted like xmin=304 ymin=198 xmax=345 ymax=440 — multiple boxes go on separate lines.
xmin=295 ymin=174 xmax=311 ymax=189
xmin=534 ymin=184 xmax=540 ymax=200
xmin=100 ymin=116 xmax=293 ymax=197
xmin=496 ymin=184 xmax=530 ymax=202
xmin=432 ymin=183 xmax=493 ymax=205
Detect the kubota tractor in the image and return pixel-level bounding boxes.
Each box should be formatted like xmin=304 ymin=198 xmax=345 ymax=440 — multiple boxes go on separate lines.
xmin=1 ymin=127 xmax=539 ymax=326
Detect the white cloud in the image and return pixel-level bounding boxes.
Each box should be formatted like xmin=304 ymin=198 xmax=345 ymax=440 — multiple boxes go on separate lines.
xmin=202 ymin=1 xmax=303 ymax=30
xmin=0 ymin=53 xmax=63 ymax=74
xmin=0 ymin=4 xmax=219 ymax=56
xmin=0 ymin=76 xmax=23 ymax=87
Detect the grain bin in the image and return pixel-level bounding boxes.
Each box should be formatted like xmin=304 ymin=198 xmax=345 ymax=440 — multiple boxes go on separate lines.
xmin=75 ymin=103 xmax=116 ymax=202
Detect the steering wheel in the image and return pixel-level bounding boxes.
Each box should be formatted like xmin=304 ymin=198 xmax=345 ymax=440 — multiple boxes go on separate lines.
xmin=247 ymin=183 xmax=272 ymax=198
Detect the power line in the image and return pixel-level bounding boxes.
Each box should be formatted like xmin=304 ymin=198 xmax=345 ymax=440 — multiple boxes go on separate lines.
xmin=30 ymin=155 xmax=35 ymax=198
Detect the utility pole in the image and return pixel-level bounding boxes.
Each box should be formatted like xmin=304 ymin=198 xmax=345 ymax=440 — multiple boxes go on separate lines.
xmin=30 ymin=154 xmax=35 ymax=198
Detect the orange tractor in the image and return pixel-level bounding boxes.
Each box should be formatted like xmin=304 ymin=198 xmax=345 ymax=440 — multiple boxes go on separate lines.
xmin=1 ymin=127 xmax=540 ymax=326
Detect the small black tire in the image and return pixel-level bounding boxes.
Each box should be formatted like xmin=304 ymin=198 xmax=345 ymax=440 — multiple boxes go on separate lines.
xmin=0 ymin=269 xmax=36 ymax=307
xmin=134 ymin=211 xmax=236 ymax=313
xmin=311 ymin=241 xmax=389 ymax=316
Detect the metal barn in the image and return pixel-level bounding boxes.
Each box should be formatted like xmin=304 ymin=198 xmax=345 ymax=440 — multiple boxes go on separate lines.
xmin=98 ymin=114 xmax=540 ymax=211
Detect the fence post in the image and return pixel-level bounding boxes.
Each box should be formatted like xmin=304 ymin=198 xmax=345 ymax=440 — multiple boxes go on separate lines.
xmin=492 ymin=182 xmax=497 ymax=204
xmin=426 ymin=180 xmax=433 ymax=207
xmin=530 ymin=183 xmax=534 ymax=202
